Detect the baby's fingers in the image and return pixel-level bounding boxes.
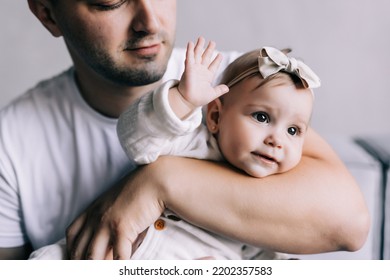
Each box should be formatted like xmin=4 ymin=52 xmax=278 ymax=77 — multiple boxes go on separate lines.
xmin=208 ymin=52 xmax=223 ymax=75
xmin=213 ymin=84 xmax=229 ymax=99
xmin=185 ymin=41 xmax=195 ymax=66
xmin=193 ymin=37 xmax=206 ymax=63
xmin=201 ymin=40 xmax=217 ymax=66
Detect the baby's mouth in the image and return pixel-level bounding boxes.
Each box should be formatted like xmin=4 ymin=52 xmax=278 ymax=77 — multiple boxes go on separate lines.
xmin=251 ymin=152 xmax=278 ymax=164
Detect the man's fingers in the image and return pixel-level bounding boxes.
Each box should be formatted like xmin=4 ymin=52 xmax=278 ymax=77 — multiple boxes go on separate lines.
xmin=112 ymin=235 xmax=133 ymax=260
xmin=105 ymin=247 xmax=114 ymax=260
xmin=85 ymin=227 xmax=111 ymax=260
xmin=66 ymin=213 xmax=86 ymax=256
xmin=69 ymin=225 xmax=94 ymax=260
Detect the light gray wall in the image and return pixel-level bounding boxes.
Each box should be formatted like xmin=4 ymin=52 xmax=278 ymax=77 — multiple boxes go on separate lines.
xmin=2 ymin=0 xmax=389 ymax=138
xmin=1 ymin=1 xmax=72 ymax=108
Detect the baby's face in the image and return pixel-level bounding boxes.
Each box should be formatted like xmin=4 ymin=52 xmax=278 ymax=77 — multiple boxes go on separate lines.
xmin=215 ymin=76 xmax=313 ymax=178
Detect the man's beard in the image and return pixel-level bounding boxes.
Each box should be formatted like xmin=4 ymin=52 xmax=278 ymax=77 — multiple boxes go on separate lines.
xmin=87 ymin=48 xmax=168 ymax=87
xmin=72 ymin=31 xmax=173 ymax=87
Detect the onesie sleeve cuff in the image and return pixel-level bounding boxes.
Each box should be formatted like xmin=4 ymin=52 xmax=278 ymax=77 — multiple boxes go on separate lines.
xmin=153 ymin=80 xmax=203 ymax=136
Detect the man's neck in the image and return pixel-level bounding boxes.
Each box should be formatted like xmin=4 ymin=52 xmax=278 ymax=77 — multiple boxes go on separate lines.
xmin=74 ymin=68 xmax=161 ymax=119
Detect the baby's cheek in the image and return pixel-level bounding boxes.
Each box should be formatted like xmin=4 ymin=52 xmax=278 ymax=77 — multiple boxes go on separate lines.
xmin=282 ymin=150 xmax=302 ymax=172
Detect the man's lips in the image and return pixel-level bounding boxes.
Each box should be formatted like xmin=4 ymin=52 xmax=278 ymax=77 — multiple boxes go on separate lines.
xmin=126 ymin=43 xmax=161 ymax=56
xmin=251 ymin=152 xmax=278 ymax=165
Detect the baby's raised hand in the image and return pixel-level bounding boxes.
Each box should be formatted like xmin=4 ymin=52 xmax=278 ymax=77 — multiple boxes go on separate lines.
xmin=177 ymin=37 xmax=229 ymax=111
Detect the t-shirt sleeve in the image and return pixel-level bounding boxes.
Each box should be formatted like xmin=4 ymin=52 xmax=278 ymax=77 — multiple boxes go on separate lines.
xmin=0 ymin=118 xmax=28 ymax=248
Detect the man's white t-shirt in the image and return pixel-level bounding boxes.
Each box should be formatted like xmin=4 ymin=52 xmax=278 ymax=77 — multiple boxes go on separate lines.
xmin=0 ymin=48 xmax=240 ymax=250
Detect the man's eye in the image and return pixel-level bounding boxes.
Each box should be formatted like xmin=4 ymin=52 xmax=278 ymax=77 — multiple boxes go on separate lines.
xmin=252 ymin=112 xmax=269 ymax=123
xmin=287 ymin=127 xmax=298 ymax=136
xmin=92 ymin=0 xmax=126 ymax=11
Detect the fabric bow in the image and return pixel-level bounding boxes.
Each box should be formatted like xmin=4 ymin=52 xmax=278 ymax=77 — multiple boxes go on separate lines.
xmin=258 ymin=47 xmax=321 ymax=89
xmin=226 ymin=46 xmax=321 ymax=89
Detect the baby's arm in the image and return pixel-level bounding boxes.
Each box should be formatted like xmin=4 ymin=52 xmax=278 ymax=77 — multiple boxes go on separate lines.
xmin=117 ymin=38 xmax=228 ymax=164
xmin=168 ymin=37 xmax=229 ymax=119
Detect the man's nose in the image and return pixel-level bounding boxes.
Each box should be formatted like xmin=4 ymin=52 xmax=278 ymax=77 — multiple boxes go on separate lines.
xmin=131 ymin=0 xmax=160 ymax=34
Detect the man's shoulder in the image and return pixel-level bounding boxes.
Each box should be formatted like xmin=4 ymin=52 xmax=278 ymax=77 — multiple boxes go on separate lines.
xmin=0 ymin=68 xmax=75 ymax=119
xmin=21 ymin=67 xmax=75 ymax=103
xmin=218 ymin=49 xmax=242 ymax=66
xmin=163 ymin=48 xmax=186 ymax=81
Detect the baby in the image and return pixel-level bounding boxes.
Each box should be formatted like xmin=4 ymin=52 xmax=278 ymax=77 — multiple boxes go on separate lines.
xmin=116 ymin=37 xmax=321 ymax=259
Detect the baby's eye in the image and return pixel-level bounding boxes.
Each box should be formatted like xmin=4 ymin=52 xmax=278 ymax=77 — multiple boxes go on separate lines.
xmin=252 ymin=112 xmax=270 ymax=123
xmin=287 ymin=127 xmax=298 ymax=136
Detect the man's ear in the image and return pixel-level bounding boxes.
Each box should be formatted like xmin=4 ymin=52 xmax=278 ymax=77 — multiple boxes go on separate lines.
xmin=28 ymin=0 xmax=62 ymax=37
xmin=206 ymin=98 xmax=223 ymax=134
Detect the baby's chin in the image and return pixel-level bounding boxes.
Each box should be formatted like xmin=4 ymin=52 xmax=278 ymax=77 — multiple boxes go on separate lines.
xmin=245 ymin=162 xmax=299 ymax=178
xmin=245 ymin=168 xmax=278 ymax=178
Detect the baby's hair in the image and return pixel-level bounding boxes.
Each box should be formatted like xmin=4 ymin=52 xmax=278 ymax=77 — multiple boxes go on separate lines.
xmin=220 ymin=48 xmax=305 ymax=94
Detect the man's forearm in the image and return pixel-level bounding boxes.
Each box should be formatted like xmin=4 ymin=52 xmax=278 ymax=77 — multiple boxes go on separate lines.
xmin=66 ymin=129 xmax=369 ymax=259
xmin=158 ymin=131 xmax=370 ymax=254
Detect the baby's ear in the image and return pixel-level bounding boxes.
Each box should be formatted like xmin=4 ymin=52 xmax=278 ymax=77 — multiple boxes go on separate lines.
xmin=206 ymin=98 xmax=222 ymax=134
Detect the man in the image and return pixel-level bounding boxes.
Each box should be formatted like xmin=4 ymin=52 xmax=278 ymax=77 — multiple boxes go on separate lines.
xmin=0 ymin=0 xmax=369 ymax=260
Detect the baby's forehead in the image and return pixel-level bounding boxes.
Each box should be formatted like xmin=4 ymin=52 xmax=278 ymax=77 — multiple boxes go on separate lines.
xmin=237 ymin=83 xmax=312 ymax=116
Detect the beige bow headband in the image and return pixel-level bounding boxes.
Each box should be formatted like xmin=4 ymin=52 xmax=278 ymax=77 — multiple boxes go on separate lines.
xmin=226 ymin=46 xmax=321 ymax=89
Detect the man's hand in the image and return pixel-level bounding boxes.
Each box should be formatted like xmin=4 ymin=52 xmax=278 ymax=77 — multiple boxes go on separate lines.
xmin=66 ymin=163 xmax=165 ymax=260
